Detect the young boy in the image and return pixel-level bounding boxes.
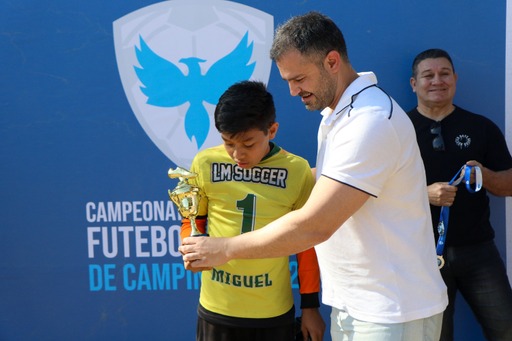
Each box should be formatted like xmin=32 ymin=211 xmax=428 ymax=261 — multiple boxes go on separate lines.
xmin=180 ymin=81 xmax=324 ymax=341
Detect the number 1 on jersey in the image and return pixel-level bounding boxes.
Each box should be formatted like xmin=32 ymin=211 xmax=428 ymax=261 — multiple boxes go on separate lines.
xmin=236 ymin=194 xmax=256 ymax=234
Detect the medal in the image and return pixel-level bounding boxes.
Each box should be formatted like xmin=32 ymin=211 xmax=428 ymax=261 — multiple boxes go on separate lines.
xmin=435 ymin=165 xmax=482 ymax=270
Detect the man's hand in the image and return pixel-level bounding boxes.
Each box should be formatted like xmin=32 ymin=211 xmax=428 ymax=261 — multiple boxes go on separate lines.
xmin=428 ymin=182 xmax=458 ymax=207
xmin=465 ymin=160 xmax=483 ymax=185
xmin=183 ymin=261 xmax=212 ymax=272
xmin=465 ymin=159 xmax=512 ymax=196
xmin=179 ymin=236 xmax=230 ymax=268
xmin=300 ymin=308 xmax=326 ymax=341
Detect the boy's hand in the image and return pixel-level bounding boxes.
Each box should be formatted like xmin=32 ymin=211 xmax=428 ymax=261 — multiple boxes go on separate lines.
xmin=301 ymin=308 xmax=325 ymax=341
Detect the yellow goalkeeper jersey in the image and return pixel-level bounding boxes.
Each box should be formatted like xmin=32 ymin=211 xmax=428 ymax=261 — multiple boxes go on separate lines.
xmin=189 ymin=143 xmax=315 ymax=319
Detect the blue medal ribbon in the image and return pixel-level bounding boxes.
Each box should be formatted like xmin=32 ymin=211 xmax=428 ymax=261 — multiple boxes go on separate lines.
xmin=436 ymin=165 xmax=482 ymax=269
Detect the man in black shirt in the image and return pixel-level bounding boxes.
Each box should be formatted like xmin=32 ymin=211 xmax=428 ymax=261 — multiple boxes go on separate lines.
xmin=408 ymin=48 xmax=512 ymax=341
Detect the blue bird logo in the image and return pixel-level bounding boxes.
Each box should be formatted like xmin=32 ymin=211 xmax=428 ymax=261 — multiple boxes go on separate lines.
xmin=134 ymin=32 xmax=256 ymax=148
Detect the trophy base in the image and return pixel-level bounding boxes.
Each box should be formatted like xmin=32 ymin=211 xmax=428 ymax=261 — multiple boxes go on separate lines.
xmin=191 ymin=233 xmax=209 ymax=237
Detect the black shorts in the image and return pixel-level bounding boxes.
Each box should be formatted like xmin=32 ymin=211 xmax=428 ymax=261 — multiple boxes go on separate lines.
xmin=196 ymin=316 xmax=295 ymax=341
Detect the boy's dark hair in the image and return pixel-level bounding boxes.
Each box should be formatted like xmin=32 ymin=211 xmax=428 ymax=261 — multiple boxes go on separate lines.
xmin=214 ymin=80 xmax=275 ymax=137
xmin=270 ymin=11 xmax=349 ymax=64
xmin=412 ymin=48 xmax=455 ymax=78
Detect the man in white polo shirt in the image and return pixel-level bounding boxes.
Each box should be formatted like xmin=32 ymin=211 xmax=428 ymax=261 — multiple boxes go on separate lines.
xmin=180 ymin=11 xmax=448 ymax=341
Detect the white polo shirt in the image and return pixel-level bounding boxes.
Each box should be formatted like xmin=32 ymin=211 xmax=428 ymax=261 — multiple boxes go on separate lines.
xmin=315 ymin=72 xmax=447 ymax=323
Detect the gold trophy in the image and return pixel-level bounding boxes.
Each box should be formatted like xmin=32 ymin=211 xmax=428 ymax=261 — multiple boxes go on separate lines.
xmin=168 ymin=167 xmax=205 ymax=236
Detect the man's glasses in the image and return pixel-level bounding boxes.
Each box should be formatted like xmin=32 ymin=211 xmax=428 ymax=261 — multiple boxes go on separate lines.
xmin=430 ymin=121 xmax=445 ymax=151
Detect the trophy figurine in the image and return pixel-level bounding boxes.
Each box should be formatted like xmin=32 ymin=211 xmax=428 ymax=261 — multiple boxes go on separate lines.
xmin=168 ymin=167 xmax=205 ymax=237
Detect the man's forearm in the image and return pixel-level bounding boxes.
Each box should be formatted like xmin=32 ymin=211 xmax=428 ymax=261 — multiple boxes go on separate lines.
xmin=482 ymin=167 xmax=512 ymax=196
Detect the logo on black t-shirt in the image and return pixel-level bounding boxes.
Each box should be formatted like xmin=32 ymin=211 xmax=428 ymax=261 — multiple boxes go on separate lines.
xmin=455 ymin=134 xmax=471 ymax=149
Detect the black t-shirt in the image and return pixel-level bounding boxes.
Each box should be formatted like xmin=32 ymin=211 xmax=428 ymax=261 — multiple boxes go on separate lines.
xmin=408 ymin=106 xmax=512 ymax=246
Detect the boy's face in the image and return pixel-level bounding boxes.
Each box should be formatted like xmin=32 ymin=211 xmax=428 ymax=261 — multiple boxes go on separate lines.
xmin=221 ymin=123 xmax=278 ymax=169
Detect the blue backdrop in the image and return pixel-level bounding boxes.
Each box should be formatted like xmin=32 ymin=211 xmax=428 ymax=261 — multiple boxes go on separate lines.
xmin=1 ymin=0 xmax=508 ymax=340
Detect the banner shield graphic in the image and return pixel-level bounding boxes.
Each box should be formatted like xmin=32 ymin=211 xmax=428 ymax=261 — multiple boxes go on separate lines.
xmin=114 ymin=0 xmax=273 ymax=168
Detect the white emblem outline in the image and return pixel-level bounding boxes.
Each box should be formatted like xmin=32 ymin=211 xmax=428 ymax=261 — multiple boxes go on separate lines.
xmin=113 ymin=0 xmax=273 ymax=168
